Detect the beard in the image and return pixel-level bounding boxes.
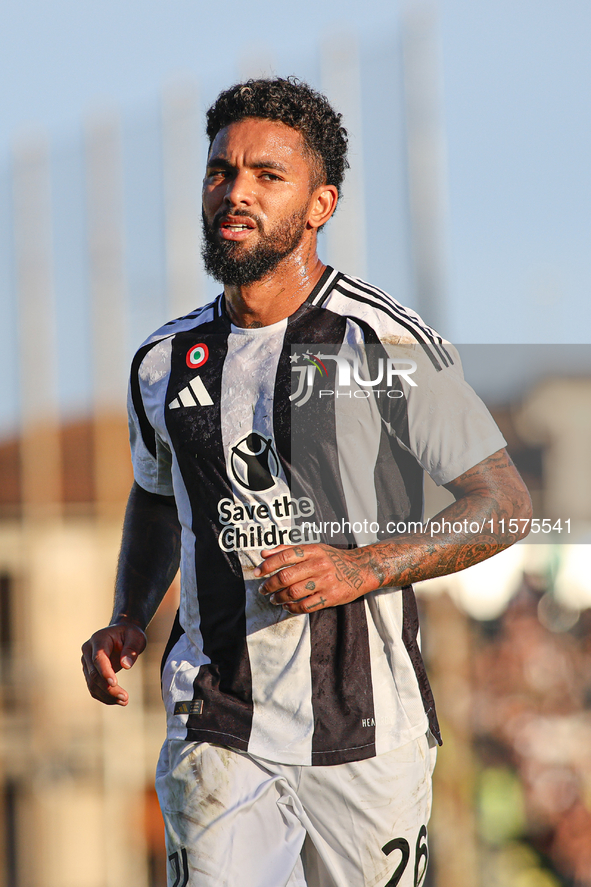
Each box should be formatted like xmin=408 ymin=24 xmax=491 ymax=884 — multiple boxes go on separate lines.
xmin=201 ymin=206 xmax=309 ymax=285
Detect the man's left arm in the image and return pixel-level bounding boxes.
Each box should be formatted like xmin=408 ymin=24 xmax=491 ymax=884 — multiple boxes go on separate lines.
xmin=256 ymin=448 xmax=532 ymax=613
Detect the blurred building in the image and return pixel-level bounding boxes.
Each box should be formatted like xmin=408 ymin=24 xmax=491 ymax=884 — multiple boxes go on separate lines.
xmin=0 ymin=408 xmax=185 ymax=887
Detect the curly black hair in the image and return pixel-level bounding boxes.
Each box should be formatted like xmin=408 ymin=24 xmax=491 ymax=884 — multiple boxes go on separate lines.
xmin=205 ymin=77 xmax=349 ymax=196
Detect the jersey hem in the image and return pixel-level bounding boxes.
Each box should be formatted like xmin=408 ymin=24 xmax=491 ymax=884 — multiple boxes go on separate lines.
xmin=169 ymin=716 xmax=431 ymax=767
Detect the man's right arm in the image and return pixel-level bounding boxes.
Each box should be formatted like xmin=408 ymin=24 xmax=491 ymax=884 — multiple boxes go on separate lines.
xmin=81 ymin=481 xmax=181 ymax=706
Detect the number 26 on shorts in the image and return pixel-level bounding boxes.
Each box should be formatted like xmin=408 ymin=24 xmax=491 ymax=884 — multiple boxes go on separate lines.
xmin=382 ymin=825 xmax=429 ymax=887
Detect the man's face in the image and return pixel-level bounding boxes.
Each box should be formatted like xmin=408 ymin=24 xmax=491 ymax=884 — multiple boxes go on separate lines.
xmin=201 ymin=118 xmax=319 ymax=285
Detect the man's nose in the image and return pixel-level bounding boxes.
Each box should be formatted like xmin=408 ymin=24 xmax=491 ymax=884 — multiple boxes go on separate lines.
xmin=223 ymin=169 xmax=254 ymax=207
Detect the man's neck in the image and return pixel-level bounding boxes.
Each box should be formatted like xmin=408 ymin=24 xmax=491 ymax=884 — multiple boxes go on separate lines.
xmin=223 ymin=248 xmax=326 ymax=329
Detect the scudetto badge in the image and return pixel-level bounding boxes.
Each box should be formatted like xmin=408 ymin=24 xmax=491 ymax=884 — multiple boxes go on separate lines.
xmin=186 ymin=343 xmax=209 ymax=369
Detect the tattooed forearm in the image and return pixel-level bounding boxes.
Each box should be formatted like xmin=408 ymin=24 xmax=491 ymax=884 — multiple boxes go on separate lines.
xmin=260 ymin=450 xmax=531 ymax=611
xmin=367 ymin=554 xmax=387 ymax=588
xmin=343 ymin=449 xmax=532 ymax=594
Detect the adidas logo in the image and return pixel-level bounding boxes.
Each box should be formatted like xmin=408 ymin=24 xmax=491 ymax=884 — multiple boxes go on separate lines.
xmin=168 ymin=376 xmax=213 ymax=409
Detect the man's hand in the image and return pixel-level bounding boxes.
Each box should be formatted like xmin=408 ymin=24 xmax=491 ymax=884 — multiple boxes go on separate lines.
xmin=81 ymin=622 xmax=147 ymax=705
xmin=255 ymin=543 xmax=380 ymax=614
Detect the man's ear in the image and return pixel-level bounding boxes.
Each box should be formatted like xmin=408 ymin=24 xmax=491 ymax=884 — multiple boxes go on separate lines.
xmin=307 ymin=185 xmax=339 ymax=230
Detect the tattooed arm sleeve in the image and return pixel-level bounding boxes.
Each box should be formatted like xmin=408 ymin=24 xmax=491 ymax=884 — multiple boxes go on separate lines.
xmin=347 ymin=447 xmax=533 ymax=591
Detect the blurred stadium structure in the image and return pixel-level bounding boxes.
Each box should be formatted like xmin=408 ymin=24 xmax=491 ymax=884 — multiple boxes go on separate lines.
xmin=1 ymin=12 xmax=591 ymax=887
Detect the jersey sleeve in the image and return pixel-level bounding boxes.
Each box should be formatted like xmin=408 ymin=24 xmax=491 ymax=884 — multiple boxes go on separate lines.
xmin=127 ymin=362 xmax=174 ymax=497
xmin=385 ymin=342 xmax=506 ymax=485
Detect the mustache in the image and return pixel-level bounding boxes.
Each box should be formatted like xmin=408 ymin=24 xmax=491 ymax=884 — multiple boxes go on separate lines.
xmin=211 ymin=208 xmax=262 ymax=231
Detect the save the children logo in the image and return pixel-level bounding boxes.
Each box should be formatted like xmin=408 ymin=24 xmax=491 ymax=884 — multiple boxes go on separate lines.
xmin=289 ymin=350 xmax=418 ymax=407
xmin=223 ymin=433 xmax=320 ymax=553
xmin=229 ymin=432 xmax=280 ymax=492
xmin=216 ymin=494 xmax=320 ymax=553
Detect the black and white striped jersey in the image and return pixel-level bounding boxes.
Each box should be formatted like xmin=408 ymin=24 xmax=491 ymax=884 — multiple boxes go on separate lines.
xmin=129 ymin=266 xmax=505 ymax=766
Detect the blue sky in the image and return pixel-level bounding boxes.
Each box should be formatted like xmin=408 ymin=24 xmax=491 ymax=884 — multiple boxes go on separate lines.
xmin=0 ymin=0 xmax=590 ymax=430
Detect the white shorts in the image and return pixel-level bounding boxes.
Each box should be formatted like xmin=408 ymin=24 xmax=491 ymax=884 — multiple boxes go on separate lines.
xmin=155 ymin=735 xmax=437 ymax=887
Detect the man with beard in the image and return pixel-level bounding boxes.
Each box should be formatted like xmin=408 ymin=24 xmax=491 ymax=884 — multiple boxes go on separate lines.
xmin=82 ymin=78 xmax=531 ymax=887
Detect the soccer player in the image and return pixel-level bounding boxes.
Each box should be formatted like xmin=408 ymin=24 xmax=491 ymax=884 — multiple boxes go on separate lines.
xmin=82 ymin=78 xmax=532 ymax=887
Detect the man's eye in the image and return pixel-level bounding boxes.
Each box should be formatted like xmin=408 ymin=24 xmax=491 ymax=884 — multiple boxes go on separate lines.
xmin=261 ymin=173 xmax=281 ymax=181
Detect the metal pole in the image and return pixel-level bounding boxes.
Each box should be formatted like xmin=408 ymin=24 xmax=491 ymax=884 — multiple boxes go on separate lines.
xmin=13 ymin=133 xmax=62 ymax=517
xmin=402 ymin=2 xmax=449 ymax=334
xmin=85 ymin=112 xmax=132 ymax=513
xmin=321 ymin=33 xmax=368 ymax=280
xmin=162 ymin=82 xmax=205 ymax=319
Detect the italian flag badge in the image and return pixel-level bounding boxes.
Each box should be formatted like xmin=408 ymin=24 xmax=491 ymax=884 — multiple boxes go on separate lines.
xmin=186 ymin=343 xmax=209 ymax=369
